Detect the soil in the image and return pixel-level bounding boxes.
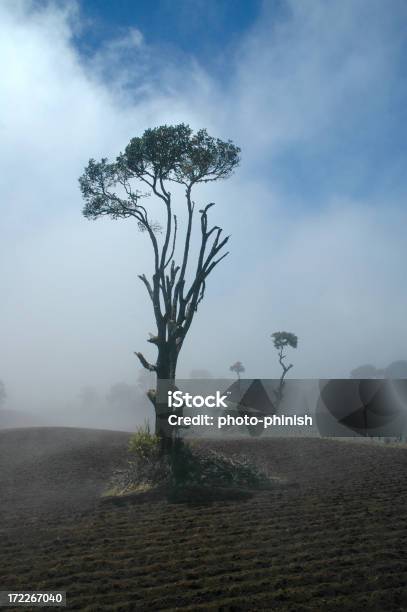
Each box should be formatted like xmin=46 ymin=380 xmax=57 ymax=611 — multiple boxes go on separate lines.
xmin=1 ymin=428 xmax=407 ymax=611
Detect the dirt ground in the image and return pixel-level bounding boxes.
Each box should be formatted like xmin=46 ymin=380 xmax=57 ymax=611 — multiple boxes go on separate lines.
xmin=1 ymin=428 xmax=407 ymax=611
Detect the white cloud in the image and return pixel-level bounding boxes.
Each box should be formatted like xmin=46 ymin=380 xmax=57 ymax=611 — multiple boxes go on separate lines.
xmin=0 ymin=0 xmax=406 ymax=424
xmin=228 ymin=0 xmax=407 ymax=160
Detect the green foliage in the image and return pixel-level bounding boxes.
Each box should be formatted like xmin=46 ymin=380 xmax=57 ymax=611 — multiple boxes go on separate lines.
xmin=79 ymin=123 xmax=241 ymax=222
xmin=125 ymin=124 xmax=241 ymax=184
xmin=79 ymin=157 xmax=135 ymax=221
xmin=128 ymin=422 xmax=160 ymax=461
xmin=271 ymin=331 xmax=298 ymax=351
xmin=109 ymin=424 xmax=169 ymax=492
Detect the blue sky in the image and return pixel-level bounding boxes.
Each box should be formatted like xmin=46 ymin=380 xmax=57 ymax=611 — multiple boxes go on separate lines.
xmin=75 ymin=0 xmax=262 ymax=64
xmin=70 ymin=0 xmax=407 ymax=207
xmin=1 ymin=0 xmax=407 ymax=421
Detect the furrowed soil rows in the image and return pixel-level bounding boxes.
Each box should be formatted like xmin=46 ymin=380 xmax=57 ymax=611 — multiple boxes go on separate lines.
xmin=1 ymin=428 xmax=406 ymax=610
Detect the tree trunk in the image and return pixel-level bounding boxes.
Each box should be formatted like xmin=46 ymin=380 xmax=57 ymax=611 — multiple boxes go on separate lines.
xmin=154 ymin=341 xmax=179 ymax=453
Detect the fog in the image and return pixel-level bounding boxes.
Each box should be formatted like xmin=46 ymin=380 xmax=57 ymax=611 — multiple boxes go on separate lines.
xmin=1 ymin=1 xmax=407 ymax=429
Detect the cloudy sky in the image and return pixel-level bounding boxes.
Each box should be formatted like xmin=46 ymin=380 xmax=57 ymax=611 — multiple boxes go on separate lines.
xmin=1 ymin=0 xmax=407 ymax=418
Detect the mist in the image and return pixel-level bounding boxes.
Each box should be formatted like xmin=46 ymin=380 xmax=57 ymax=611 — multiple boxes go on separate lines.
xmin=1 ymin=0 xmax=407 ymax=429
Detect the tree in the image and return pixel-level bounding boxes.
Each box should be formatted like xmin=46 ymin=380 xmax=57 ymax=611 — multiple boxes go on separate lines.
xmin=106 ymin=382 xmax=140 ymax=426
xmin=230 ymin=361 xmax=245 ymax=381
xmin=350 ymin=364 xmax=380 ymax=379
xmin=385 ymin=360 xmax=407 ymax=379
xmin=79 ymin=124 xmax=240 ymax=448
xmin=271 ymin=332 xmax=298 ymax=405
xmin=79 ymin=386 xmax=99 ymax=409
xmin=0 ymin=380 xmax=6 ymax=408
xmin=106 ymin=382 xmax=137 ymax=408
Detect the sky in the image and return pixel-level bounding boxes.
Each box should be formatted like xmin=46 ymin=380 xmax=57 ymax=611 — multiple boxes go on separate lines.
xmin=1 ymin=0 xmax=407 ymax=424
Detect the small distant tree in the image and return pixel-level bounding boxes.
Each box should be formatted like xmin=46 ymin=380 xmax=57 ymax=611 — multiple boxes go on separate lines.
xmin=271 ymin=332 xmax=298 ymax=405
xmin=0 ymin=380 xmax=6 ymax=408
xmin=79 ymin=124 xmax=240 ymax=451
xmin=384 ymin=361 xmax=407 ymax=379
xmin=106 ymin=382 xmax=137 ymax=409
xmin=350 ymin=364 xmax=380 ymax=379
xmin=230 ymin=361 xmax=245 ymax=381
xmin=79 ymin=386 xmax=99 ymax=409
xmin=106 ymin=382 xmax=151 ymax=428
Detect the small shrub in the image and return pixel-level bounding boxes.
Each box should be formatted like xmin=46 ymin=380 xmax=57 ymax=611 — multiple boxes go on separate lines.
xmin=108 ymin=430 xmax=272 ymax=501
xmin=170 ymin=439 xmax=271 ymax=490
xmin=128 ymin=422 xmax=159 ymax=460
xmin=109 ymin=423 xmax=170 ymax=493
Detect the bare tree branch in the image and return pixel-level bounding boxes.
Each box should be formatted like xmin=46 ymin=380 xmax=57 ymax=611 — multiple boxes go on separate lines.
xmin=138 ymin=274 xmax=154 ymax=301
xmin=134 ymin=351 xmax=157 ymax=372
xmin=204 ymin=250 xmax=230 ymax=277
xmin=164 ymin=214 xmax=177 ymax=269
xmin=174 ymin=184 xmax=195 ymax=312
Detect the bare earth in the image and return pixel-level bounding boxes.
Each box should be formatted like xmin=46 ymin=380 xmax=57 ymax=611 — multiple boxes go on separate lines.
xmin=1 ymin=427 xmax=407 ymax=611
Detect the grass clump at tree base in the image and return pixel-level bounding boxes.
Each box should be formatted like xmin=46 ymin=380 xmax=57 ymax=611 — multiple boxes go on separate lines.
xmin=106 ymin=423 xmax=272 ymax=503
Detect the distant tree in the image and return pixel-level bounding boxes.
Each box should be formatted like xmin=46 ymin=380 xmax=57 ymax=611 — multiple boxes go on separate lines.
xmin=79 ymin=124 xmax=240 ymax=451
xmin=106 ymin=382 xmax=138 ymax=424
xmin=105 ymin=380 xmax=153 ymax=429
xmin=350 ymin=361 xmax=407 ymax=379
xmin=0 ymin=380 xmax=6 ymax=408
xmin=385 ymin=360 xmax=407 ymax=379
xmin=106 ymin=382 xmax=137 ymax=408
xmin=350 ymin=364 xmax=380 ymax=379
xmin=79 ymin=386 xmax=99 ymax=409
xmin=230 ymin=361 xmax=245 ymax=381
xmin=271 ymin=332 xmax=298 ymax=405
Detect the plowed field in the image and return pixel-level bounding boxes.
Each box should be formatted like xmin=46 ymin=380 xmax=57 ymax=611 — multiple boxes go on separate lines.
xmin=1 ymin=428 xmax=406 ymax=610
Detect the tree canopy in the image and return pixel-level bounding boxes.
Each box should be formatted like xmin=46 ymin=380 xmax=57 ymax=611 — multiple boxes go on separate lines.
xmin=79 ymin=124 xmax=240 ymax=224
xmin=271 ymin=332 xmax=298 ymax=351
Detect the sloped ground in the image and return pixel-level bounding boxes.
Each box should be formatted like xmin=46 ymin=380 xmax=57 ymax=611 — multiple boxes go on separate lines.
xmin=1 ymin=428 xmax=407 ymax=610
xmin=0 ymin=427 xmax=130 ymax=524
